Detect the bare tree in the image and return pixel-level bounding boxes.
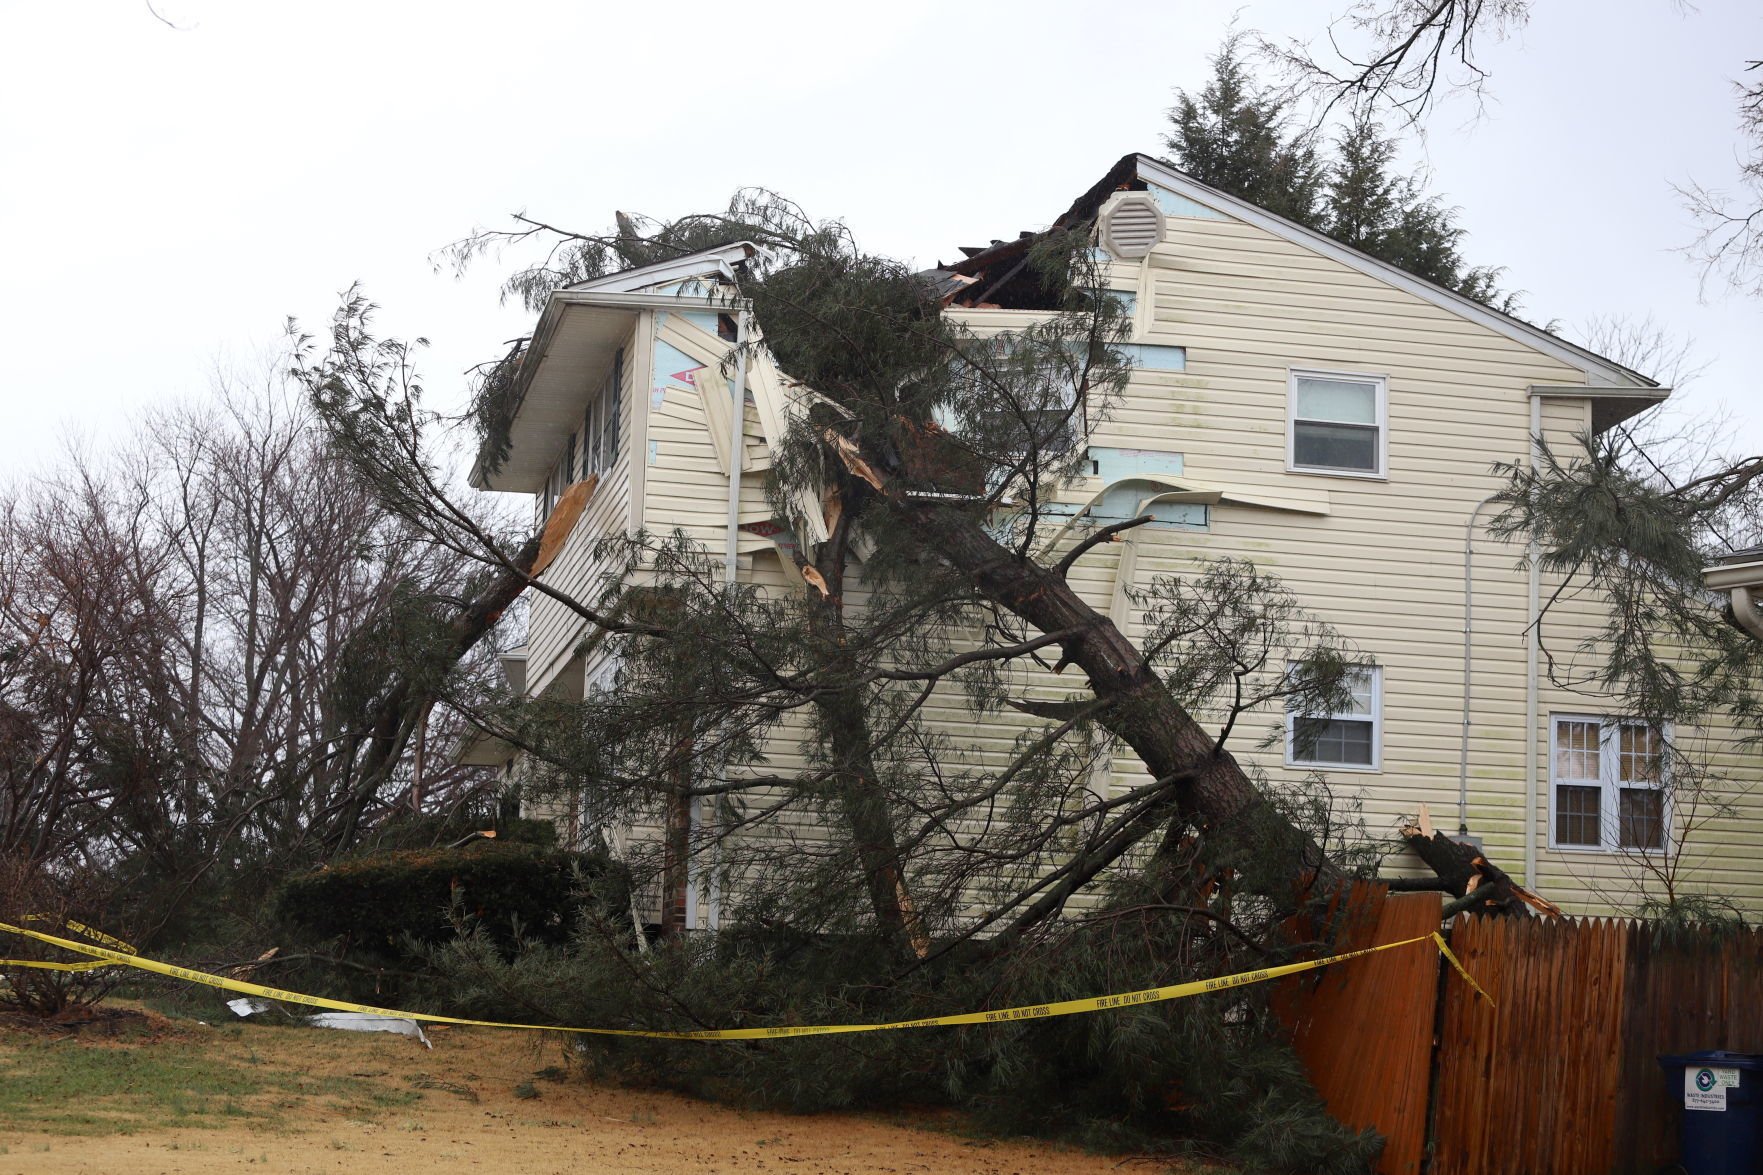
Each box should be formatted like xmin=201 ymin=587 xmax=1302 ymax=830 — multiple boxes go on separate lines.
xmin=1260 ymin=5 xmax=1762 ymax=295
xmin=0 ymin=365 xmax=511 ymax=937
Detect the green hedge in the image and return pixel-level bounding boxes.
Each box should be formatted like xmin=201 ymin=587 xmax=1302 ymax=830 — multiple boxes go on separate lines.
xmin=274 ymin=841 xmax=625 ymax=956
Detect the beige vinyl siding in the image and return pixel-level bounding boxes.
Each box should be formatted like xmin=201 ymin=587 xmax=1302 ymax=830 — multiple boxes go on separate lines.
xmin=944 ymin=209 xmax=1762 ymax=918
xmin=526 ymin=329 xmax=640 ymax=695
xmin=516 ymin=206 xmax=1762 ymax=924
xmin=1521 ymin=397 xmax=1763 ymax=914
xmin=641 ymin=313 xmax=778 ymax=559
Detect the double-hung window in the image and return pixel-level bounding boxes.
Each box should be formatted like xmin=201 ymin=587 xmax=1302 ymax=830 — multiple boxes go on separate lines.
xmin=1288 ymin=370 xmax=1387 ymax=477
xmin=1550 ymin=716 xmax=1668 ymax=852
xmin=1287 ymin=665 xmax=1381 ymax=770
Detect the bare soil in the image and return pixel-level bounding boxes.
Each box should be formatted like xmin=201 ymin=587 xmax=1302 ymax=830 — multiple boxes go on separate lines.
xmin=0 ymin=1005 xmax=1165 ymax=1174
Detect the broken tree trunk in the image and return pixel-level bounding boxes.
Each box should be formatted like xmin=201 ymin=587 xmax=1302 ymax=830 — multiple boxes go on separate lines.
xmin=828 ymin=427 xmax=1541 ymax=918
xmin=1395 ymin=806 xmax=1561 ymax=917
xmin=824 ymin=431 xmax=1339 ymax=920
xmin=804 ymin=509 xmax=929 ymax=958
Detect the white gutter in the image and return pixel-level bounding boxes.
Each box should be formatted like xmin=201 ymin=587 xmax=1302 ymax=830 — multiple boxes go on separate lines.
xmin=1459 ymin=495 xmax=1500 ymax=838
xmin=1703 ymin=556 xmax=1763 ymax=640
xmin=1524 ymin=398 xmax=1542 ymax=888
xmin=725 ymin=308 xmax=752 ymax=584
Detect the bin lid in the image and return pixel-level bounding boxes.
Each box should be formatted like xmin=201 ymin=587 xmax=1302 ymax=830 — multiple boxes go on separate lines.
xmin=1659 ymin=1051 xmax=1763 ymax=1071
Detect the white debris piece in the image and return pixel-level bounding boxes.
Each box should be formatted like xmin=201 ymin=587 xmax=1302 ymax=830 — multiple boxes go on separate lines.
xmin=306 ymin=1012 xmax=432 ymax=1049
xmin=226 ymin=995 xmax=431 ymax=1047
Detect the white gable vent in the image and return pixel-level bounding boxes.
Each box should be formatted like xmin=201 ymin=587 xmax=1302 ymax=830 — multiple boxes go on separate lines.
xmin=1099 ymin=192 xmax=1165 ymax=260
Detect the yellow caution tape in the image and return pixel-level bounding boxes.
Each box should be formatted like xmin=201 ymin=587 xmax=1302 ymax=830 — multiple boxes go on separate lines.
xmin=0 ymin=917 xmax=138 ymax=973
xmin=0 ymin=958 xmax=118 ymax=973
xmin=0 ymin=921 xmax=1490 ymax=1038
xmin=41 ymin=918 xmax=138 ymax=955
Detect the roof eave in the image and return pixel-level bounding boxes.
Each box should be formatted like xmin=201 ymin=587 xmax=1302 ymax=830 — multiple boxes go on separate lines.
xmin=469 ymin=287 xmax=747 ymax=493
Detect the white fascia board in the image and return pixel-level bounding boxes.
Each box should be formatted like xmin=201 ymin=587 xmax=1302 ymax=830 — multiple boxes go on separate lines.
xmin=1529 ymin=384 xmax=1672 ymax=432
xmin=468 ymin=295 xmax=571 ymax=491
xmin=551 ymin=288 xmax=744 ymax=313
xmin=567 ymin=242 xmax=761 ymax=294
xmin=1132 ymin=156 xmax=1658 ymax=390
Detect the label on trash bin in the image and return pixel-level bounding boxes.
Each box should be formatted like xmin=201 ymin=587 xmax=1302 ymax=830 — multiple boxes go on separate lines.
xmin=1686 ymin=1067 xmax=1739 ymax=1111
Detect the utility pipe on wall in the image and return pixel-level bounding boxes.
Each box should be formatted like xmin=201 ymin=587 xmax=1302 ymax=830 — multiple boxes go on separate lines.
xmin=1458 ymin=495 xmax=1500 ymax=838
xmin=724 ymin=307 xmax=752 ymax=585
xmin=1524 ymin=396 xmax=1543 ymax=889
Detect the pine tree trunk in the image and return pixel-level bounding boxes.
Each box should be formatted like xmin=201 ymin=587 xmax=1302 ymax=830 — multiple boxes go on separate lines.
xmin=899 ymin=498 xmax=1339 ymax=898
xmin=324 ymin=533 xmax=543 ymax=855
xmin=806 ymin=516 xmax=920 ymax=955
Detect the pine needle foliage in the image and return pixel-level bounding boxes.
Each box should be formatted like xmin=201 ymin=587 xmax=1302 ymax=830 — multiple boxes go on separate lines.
xmin=1491 ymin=433 xmax=1763 ymax=740
xmin=305 ymin=194 xmax=1391 ymax=1168
xmin=426 ymin=780 xmax=1382 ymax=1173
xmin=1166 ymin=34 xmax=1513 ymax=310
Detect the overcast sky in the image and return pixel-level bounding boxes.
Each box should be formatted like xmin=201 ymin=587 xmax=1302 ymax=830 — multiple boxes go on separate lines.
xmin=2 ymin=0 xmax=1758 ymax=481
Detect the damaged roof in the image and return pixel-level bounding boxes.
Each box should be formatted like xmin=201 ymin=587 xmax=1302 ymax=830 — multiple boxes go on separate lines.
xmin=933 ymin=152 xmax=1662 ymax=397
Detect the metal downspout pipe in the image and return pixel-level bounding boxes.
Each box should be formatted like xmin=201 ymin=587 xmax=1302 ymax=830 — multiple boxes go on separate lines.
xmin=698 ymin=305 xmax=750 ymax=934
xmin=1459 ymin=495 xmax=1500 ymax=838
xmin=1524 ymin=397 xmax=1543 ymax=888
xmin=1732 ymin=586 xmax=1763 ymax=640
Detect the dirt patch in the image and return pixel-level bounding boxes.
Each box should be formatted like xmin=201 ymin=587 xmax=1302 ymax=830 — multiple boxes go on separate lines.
xmin=0 ymin=1007 xmax=1176 ymax=1174
xmin=0 ymin=1003 xmax=176 ymax=1040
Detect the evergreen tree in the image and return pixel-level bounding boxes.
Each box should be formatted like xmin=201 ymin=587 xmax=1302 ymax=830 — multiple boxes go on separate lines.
xmin=1323 ymin=113 xmax=1512 ymax=310
xmin=1167 ymin=41 xmax=1512 ymax=310
xmin=1164 ymin=32 xmax=1325 ymax=227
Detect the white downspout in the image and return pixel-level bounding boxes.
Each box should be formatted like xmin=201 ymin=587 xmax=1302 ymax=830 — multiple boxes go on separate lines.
xmin=703 ymin=304 xmax=751 ymax=932
xmin=1732 ymin=586 xmax=1763 ymax=640
xmin=724 ymin=307 xmax=752 ymax=585
xmin=1459 ymin=495 xmax=1500 ymax=838
xmin=1524 ymin=397 xmax=1542 ymax=888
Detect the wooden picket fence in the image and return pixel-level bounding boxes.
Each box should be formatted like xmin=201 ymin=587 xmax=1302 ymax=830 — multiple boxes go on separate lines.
xmin=1280 ymin=890 xmax=1763 ymax=1174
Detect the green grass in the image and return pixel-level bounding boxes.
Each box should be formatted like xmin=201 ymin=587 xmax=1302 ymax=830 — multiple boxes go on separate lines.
xmin=0 ymin=1025 xmax=419 ymax=1136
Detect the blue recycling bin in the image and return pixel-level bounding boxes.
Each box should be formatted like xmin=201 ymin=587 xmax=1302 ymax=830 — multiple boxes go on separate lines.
xmin=1659 ymin=1051 xmax=1763 ymax=1174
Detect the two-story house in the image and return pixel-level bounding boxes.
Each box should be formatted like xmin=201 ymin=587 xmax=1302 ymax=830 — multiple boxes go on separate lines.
xmin=462 ymin=152 xmax=1760 ymax=926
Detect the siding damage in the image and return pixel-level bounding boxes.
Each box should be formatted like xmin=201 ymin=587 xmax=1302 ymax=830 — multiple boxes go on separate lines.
xmin=475 ymin=154 xmax=1754 ymax=924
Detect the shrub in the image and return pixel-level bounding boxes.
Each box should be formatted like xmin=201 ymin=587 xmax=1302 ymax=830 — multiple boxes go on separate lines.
xmin=357 ymin=812 xmax=560 ymax=854
xmin=0 ymin=855 xmax=133 ymax=1017
xmin=273 ymin=841 xmax=627 ymax=958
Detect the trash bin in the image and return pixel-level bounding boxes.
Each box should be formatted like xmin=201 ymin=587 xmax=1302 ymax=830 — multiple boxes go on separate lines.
xmin=1658 ymin=1051 xmax=1763 ymax=1175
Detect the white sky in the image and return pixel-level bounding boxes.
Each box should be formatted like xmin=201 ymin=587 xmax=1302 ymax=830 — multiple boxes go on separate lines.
xmin=2 ymin=0 xmax=1758 ymax=477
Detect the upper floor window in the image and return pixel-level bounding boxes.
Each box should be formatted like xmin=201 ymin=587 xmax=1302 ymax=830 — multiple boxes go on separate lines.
xmin=1550 ymin=716 xmax=1668 ymax=852
xmin=1288 ymin=370 xmax=1387 ymax=478
xmin=580 ymin=349 xmax=624 ymax=479
xmin=537 ymin=349 xmax=625 ymax=527
xmin=1287 ymin=664 xmax=1382 ymax=771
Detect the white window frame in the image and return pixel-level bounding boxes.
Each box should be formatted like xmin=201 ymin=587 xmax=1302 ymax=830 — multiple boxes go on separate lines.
xmin=1286 ymin=368 xmax=1389 ymax=480
xmin=1547 ymin=714 xmax=1672 ymax=854
xmin=1285 ymin=664 xmax=1383 ymax=773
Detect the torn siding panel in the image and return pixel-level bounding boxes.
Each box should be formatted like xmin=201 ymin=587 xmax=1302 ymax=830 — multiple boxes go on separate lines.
xmin=1147 ymin=181 xmax=1232 ymax=221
